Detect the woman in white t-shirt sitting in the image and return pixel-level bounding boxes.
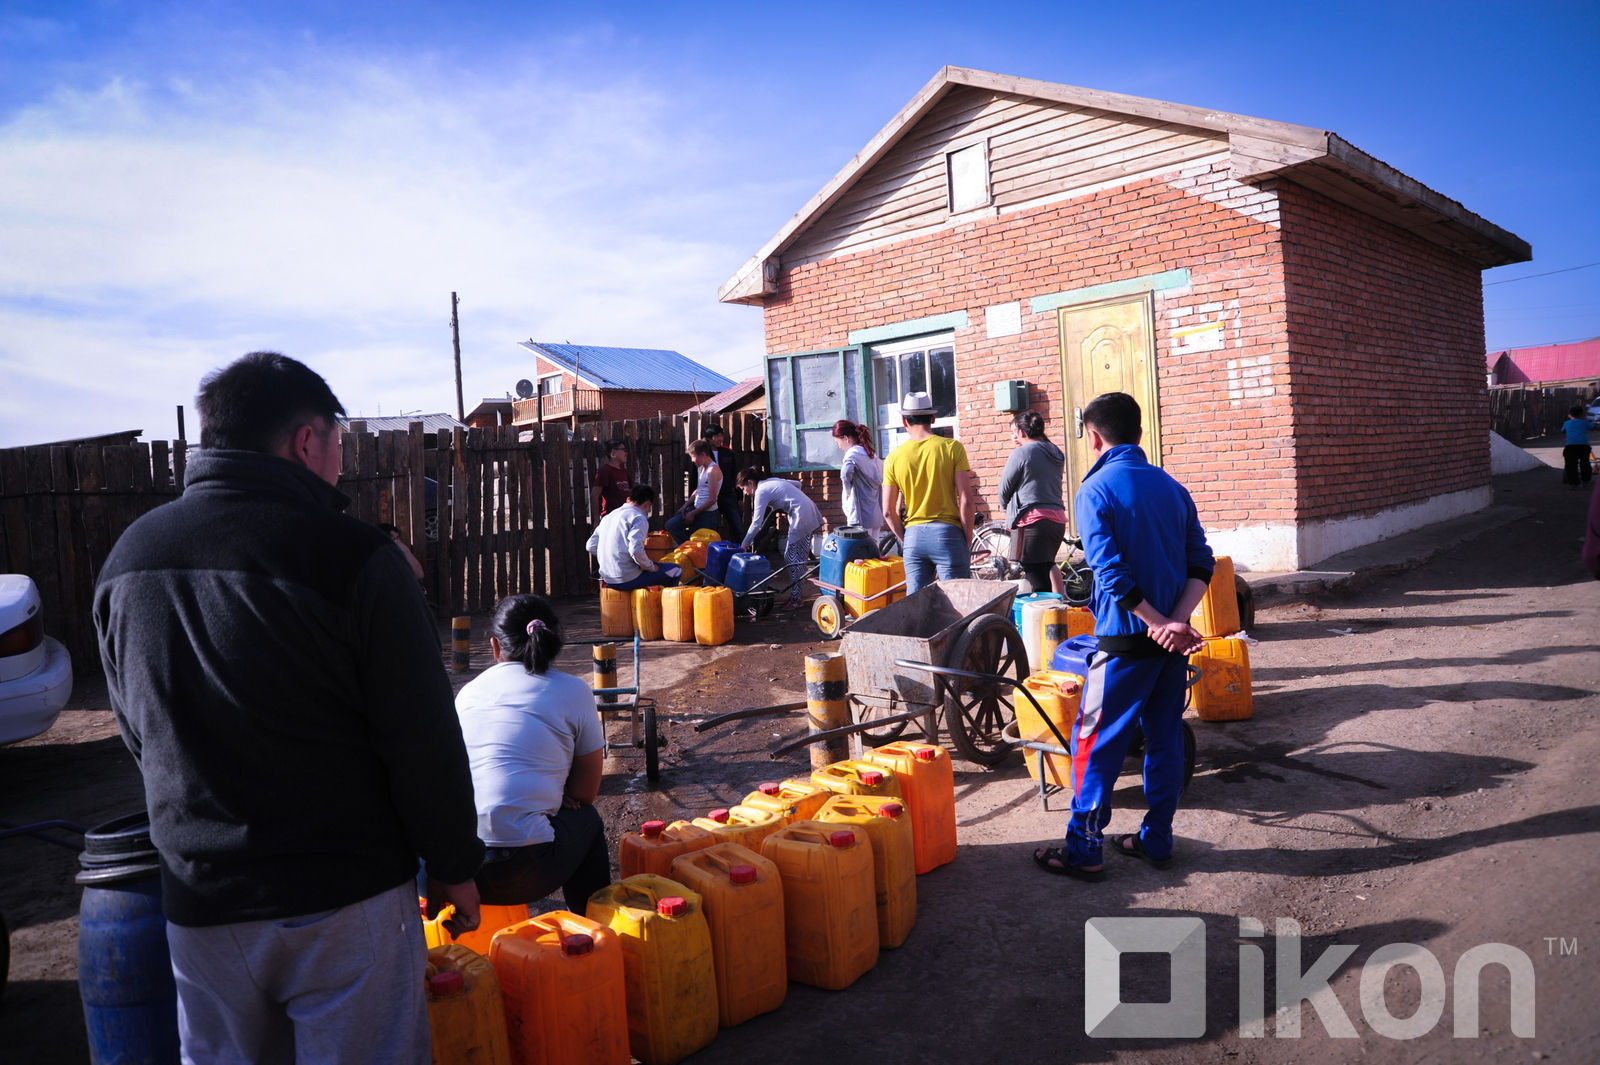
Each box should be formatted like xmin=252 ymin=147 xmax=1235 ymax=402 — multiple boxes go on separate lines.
xmin=455 ymin=594 xmax=609 ymax=910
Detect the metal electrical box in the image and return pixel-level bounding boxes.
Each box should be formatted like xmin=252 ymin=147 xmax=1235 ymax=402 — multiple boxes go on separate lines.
xmin=994 ymin=379 xmax=1028 ymax=412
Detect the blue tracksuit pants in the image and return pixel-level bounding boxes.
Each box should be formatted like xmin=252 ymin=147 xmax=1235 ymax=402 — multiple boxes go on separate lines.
xmin=1065 ymin=650 xmax=1190 ymax=866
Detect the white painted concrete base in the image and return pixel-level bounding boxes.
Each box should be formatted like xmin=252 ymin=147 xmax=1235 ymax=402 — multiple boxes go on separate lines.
xmin=1207 ymin=485 xmax=1493 ymax=572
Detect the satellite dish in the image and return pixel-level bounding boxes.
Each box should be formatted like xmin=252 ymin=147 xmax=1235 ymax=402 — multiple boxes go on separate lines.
xmin=514 ymin=379 xmax=535 ymax=399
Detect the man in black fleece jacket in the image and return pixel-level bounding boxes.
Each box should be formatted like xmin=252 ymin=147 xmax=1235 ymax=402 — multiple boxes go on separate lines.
xmin=94 ymin=352 xmax=483 ymax=1063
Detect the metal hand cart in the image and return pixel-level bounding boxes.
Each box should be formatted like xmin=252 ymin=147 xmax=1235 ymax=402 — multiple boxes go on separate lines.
xmin=588 ymin=632 xmax=661 ymax=783
xmin=834 ymin=579 xmax=1027 ymax=765
xmin=693 ymin=578 xmax=1027 ymax=767
xmin=808 ymin=571 xmax=908 ymax=640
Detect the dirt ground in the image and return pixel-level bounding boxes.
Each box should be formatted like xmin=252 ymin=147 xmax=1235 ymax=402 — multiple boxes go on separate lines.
xmin=3 ymin=442 xmax=1597 ymax=1064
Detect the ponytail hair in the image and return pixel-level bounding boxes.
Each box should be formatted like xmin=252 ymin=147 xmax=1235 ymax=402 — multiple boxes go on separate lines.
xmin=831 ymin=419 xmax=875 ymax=459
xmin=1012 ymin=410 xmax=1046 ymax=440
xmin=490 ymin=594 xmax=564 ymax=675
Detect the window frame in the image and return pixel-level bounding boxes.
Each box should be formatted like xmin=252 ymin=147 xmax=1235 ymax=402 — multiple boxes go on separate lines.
xmin=537 ymin=372 xmax=564 ymax=396
xmin=945 ymin=138 xmax=992 ymax=216
xmin=866 ymin=332 xmax=960 ymax=455
xmin=764 ymin=347 xmax=869 ymax=473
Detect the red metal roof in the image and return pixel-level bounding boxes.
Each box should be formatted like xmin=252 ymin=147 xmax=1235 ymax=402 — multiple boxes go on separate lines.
xmin=1487 ymin=337 xmax=1600 ymax=384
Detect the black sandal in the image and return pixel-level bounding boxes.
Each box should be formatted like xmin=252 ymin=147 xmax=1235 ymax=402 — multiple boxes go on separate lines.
xmin=1032 ymin=846 xmax=1105 ymax=881
xmin=1111 ymin=833 xmax=1172 ymax=869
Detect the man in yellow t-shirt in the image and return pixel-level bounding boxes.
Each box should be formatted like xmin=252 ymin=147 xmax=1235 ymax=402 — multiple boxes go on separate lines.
xmin=881 ymin=391 xmax=979 ymax=593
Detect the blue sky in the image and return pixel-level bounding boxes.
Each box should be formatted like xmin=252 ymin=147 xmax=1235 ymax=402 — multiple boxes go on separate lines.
xmin=2 ymin=0 xmax=1595 ymax=447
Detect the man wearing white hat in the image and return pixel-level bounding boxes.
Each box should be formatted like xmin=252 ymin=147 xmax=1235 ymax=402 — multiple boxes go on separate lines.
xmin=881 ymin=390 xmax=979 ymax=593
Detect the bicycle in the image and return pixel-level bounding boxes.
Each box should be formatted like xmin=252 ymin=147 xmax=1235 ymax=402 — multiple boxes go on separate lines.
xmin=968 ymin=519 xmax=1094 ymax=607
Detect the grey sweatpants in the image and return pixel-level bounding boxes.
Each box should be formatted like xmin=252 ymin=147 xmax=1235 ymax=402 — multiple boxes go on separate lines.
xmin=165 ymin=881 xmax=429 ymax=1065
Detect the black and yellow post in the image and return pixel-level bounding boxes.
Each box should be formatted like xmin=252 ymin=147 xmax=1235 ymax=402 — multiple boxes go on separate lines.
xmin=451 ymin=616 xmax=470 ymax=672
xmin=805 ymin=652 xmax=849 ymax=769
xmin=592 ymin=643 xmax=618 ymax=706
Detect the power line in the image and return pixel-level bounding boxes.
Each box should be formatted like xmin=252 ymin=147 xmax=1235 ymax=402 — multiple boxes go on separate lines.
xmin=1485 ymin=261 xmax=1600 ymax=286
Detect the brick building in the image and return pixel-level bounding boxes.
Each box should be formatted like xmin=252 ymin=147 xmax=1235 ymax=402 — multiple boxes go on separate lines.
xmin=510 ymin=343 xmax=736 ymax=432
xmin=720 ymin=67 xmax=1530 ymax=571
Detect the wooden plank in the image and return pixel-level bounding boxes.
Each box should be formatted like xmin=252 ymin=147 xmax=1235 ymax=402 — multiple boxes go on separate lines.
xmin=376 ymin=430 xmax=396 ymax=526
xmin=506 ymin=429 xmax=523 ymax=594
xmin=21 ymin=449 xmax=62 ymax=620
xmin=74 ymin=446 xmax=112 ymax=599
xmin=101 ymin=445 xmax=135 ymax=550
xmin=0 ymin=449 xmax=30 ymax=576
xmin=356 ymin=431 xmax=378 ymax=526
xmin=526 ymin=428 xmax=547 ymax=595
xmin=150 ymin=440 xmax=171 ymax=493
xmin=47 ymin=447 xmax=93 ymax=666
xmin=406 ymin=424 xmax=426 ymax=590
xmin=485 ymin=427 xmax=501 ymax=603
xmin=542 ymin=429 xmax=565 ymax=596
xmin=172 ymin=440 xmax=187 ymax=491
xmin=464 ymin=428 xmax=483 ymax=611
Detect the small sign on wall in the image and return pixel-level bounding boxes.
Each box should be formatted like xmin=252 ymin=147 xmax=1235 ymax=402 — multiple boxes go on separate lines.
xmin=1173 ymin=319 xmax=1224 ymax=354
xmin=985 ymin=301 xmax=1021 ymax=339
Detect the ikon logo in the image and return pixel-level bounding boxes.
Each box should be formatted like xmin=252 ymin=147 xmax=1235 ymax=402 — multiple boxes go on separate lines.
xmin=1084 ymin=917 xmax=1536 ymax=1039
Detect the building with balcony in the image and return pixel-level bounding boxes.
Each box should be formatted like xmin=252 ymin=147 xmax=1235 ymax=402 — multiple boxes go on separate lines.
xmin=511 ymin=342 xmax=737 ymax=430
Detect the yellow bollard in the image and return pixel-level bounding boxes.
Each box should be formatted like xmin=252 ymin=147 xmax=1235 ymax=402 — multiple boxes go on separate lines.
xmin=451 ymin=616 xmax=470 ymax=672
xmin=805 ymin=652 xmax=849 ymax=770
xmin=593 ymin=643 xmax=618 ymax=707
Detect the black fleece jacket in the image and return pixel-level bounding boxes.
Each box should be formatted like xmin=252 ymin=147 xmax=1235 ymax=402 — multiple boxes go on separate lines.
xmin=94 ymin=449 xmax=483 ymax=926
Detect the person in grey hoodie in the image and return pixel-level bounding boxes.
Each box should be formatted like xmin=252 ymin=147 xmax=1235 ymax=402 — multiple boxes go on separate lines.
xmin=997 ymin=409 xmax=1068 ymax=593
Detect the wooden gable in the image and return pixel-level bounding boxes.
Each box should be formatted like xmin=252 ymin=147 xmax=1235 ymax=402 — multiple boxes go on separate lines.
xmin=784 ymin=84 xmax=1224 ymax=269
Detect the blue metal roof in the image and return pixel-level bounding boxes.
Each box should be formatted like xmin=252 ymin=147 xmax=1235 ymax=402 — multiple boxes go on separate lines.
xmin=520 ymin=342 xmax=736 ymax=394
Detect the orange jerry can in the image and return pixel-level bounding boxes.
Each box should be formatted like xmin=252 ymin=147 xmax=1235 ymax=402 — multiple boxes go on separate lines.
xmin=690 ymin=804 xmax=785 ymax=855
xmin=599 ymin=586 xmax=633 ymax=638
xmin=668 ymin=843 xmax=787 ymax=1027
xmin=741 ymin=778 xmax=831 ymax=825
xmin=760 ymin=822 xmax=879 ymax=990
xmin=1191 ymin=635 xmax=1253 ymax=721
xmin=1190 ymin=555 xmax=1241 ymax=638
xmin=661 ymin=586 xmax=698 ymax=642
xmin=811 ymin=758 xmax=900 ymax=798
xmin=618 ymin=819 xmax=714 ymax=879
xmin=644 ymin=530 xmax=676 ymax=563
xmin=815 ymin=796 xmax=917 ymax=949
xmin=586 ymin=875 xmax=719 ymax=1065
xmin=1016 ymin=671 xmax=1082 ymax=790
xmin=422 ymin=901 xmax=532 ymax=957
xmin=426 ymin=944 xmax=512 ymax=1065
xmin=487 ymin=911 xmax=628 ymax=1065
xmin=693 ymin=586 xmax=735 ymax=646
xmin=860 ymin=742 xmax=956 ymax=874
xmin=1039 ymin=605 xmax=1094 ymax=673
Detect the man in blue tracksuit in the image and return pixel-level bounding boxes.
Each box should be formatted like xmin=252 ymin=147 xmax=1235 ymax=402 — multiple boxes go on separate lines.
xmin=1034 ymin=392 xmax=1214 ymax=880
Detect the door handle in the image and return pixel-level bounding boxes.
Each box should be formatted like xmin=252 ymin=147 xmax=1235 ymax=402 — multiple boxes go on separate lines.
xmin=1073 ymin=407 xmax=1084 ymax=438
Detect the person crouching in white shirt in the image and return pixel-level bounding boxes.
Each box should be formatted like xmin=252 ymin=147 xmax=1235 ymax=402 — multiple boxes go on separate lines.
xmin=584 ymin=484 xmax=680 ymax=590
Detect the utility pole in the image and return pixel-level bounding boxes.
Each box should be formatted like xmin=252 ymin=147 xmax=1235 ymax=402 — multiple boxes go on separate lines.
xmin=451 ymin=292 xmax=464 ymax=422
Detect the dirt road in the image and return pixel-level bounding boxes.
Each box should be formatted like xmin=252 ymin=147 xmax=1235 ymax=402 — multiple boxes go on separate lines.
xmin=3 ymin=457 xmax=1596 ymax=1063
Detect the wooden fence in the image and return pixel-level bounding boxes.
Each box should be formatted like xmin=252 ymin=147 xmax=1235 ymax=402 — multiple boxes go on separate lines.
xmin=0 ymin=440 xmax=188 ymax=671
xmin=1489 ymin=382 xmax=1598 ymax=441
xmin=1 ymin=411 xmax=767 ymax=671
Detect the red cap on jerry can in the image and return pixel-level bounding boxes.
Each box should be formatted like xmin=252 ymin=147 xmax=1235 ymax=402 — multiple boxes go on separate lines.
xmin=658 ymin=896 xmax=689 ymax=917
xmin=879 ymin=802 xmax=905 ymax=818
xmin=914 ymin=747 xmax=937 ymax=761
xmin=828 ymin=830 xmax=855 ymax=848
xmin=642 ymin=820 xmax=666 ymax=838
xmin=757 ymin=781 xmax=781 ymax=795
xmin=428 ymin=971 xmax=465 ymax=997
xmin=708 ymin=808 xmax=731 ymax=823
xmin=560 ymin=932 xmax=594 ymax=956
xmin=730 ymin=864 xmax=757 ymax=884
xmin=859 ymin=769 xmax=884 ymax=785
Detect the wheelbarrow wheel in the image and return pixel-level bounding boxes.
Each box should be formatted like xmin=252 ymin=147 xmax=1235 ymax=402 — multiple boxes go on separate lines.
xmin=853 ymin=696 xmax=909 ymax=745
xmin=943 ymin=613 xmax=1027 ymax=766
xmin=810 ymin=594 xmax=846 ymax=640
xmin=643 ymin=700 xmax=660 ymax=783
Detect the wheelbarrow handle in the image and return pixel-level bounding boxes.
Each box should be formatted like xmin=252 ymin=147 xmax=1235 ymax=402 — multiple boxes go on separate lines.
xmin=694 ymin=701 xmax=809 ymax=732
xmin=768 ymin=703 xmax=940 ymax=759
xmin=891 ymin=658 xmax=1072 ymax=753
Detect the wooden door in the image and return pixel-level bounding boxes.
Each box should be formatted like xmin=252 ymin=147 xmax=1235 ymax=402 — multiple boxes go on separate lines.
xmin=1058 ymin=292 xmax=1161 ymax=514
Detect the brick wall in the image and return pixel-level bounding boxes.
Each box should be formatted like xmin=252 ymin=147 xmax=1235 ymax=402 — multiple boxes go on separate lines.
xmin=601 ymin=390 xmax=704 ymax=424
xmin=761 ymin=160 xmax=1296 ymax=534
xmin=1276 ymin=182 xmax=1489 ymax=520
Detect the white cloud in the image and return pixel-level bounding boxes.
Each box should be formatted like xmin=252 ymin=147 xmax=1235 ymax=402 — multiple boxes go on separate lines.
xmin=0 ymin=54 xmax=771 ymax=445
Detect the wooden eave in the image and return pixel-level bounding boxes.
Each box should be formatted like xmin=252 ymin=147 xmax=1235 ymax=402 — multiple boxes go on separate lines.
xmin=719 ymin=66 xmax=1529 ymax=304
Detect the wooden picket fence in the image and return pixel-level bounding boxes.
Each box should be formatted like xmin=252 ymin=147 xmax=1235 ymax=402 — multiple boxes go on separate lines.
xmin=0 ymin=412 xmax=766 ymax=672
xmin=1489 ymin=382 xmax=1598 ymax=441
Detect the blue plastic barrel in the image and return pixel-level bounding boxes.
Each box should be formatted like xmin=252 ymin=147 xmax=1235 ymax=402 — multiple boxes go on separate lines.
xmin=77 ymin=811 xmax=180 ymax=1065
xmin=704 ymin=540 xmax=738 ymax=585
xmin=818 ymin=526 xmax=876 ymax=589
